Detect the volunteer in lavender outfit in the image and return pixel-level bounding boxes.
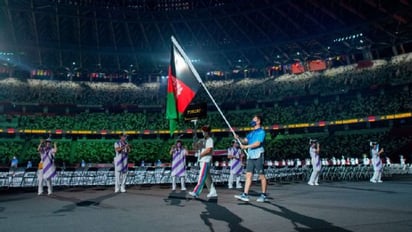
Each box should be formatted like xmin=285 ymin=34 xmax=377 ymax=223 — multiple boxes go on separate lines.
xmin=37 ymin=138 xmax=57 ymax=195
xmin=227 ymin=140 xmax=243 ymax=189
xmin=308 ymin=139 xmax=321 ymax=186
xmin=170 ymin=139 xmax=188 ymax=191
xmin=114 ymin=133 xmax=130 ymax=193
xmin=370 ymin=141 xmax=384 ymax=183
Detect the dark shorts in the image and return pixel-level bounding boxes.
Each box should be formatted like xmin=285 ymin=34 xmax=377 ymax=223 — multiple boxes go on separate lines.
xmin=246 ymin=154 xmax=264 ymax=175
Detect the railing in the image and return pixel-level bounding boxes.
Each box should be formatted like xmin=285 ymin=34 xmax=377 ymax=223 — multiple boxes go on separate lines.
xmin=0 ymin=163 xmax=410 ymax=189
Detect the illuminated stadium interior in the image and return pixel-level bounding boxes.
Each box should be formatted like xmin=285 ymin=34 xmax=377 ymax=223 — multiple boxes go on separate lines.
xmin=0 ymin=0 xmax=412 ymax=166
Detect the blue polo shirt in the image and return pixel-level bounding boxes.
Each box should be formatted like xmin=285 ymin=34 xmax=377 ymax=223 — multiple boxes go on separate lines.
xmin=246 ymin=127 xmax=265 ymax=159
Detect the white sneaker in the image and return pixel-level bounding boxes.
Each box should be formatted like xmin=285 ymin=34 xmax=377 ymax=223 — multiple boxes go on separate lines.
xmin=188 ymin=191 xmax=198 ymax=198
xmin=228 ymin=186 xmax=233 ymax=189
xmin=308 ymin=182 xmax=314 ymax=186
xmin=181 ymin=187 xmax=187 ymax=191
xmin=370 ymin=179 xmax=377 ymax=183
xmin=120 ymin=188 xmax=126 ymax=193
xmin=314 ymin=182 xmax=319 ymax=186
xmin=115 ymin=188 xmax=120 ymax=193
xmin=207 ymin=190 xmax=218 ymax=198
xmin=236 ymin=185 xmax=243 ymax=189
xmin=378 ymin=180 xmax=383 ymax=183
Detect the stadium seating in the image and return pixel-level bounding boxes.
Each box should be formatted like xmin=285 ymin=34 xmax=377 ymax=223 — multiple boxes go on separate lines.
xmin=0 ymin=55 xmax=411 ymax=188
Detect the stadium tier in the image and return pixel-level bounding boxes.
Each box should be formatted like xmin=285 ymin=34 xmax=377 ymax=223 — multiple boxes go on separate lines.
xmin=0 ymin=54 xmax=412 ymax=166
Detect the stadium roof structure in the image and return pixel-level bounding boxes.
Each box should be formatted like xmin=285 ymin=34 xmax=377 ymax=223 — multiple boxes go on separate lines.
xmin=0 ymin=0 xmax=411 ymax=76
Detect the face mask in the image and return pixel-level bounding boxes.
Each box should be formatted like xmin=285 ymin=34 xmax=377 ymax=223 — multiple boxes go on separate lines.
xmin=250 ymin=121 xmax=257 ymax=127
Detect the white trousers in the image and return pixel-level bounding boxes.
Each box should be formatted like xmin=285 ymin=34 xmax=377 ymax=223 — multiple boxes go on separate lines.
xmin=228 ymin=173 xmax=242 ymax=188
xmin=172 ymin=176 xmax=186 ymax=190
xmin=308 ymin=169 xmax=320 ymax=184
xmin=371 ymin=168 xmax=382 ymax=182
xmin=115 ymin=171 xmax=127 ymax=191
xmin=38 ymin=170 xmax=52 ymax=194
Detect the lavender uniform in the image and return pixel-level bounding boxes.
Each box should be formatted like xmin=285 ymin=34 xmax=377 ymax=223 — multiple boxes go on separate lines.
xmin=370 ymin=145 xmax=383 ymax=183
xmin=228 ymin=147 xmax=243 ymax=189
xmin=308 ymin=146 xmax=321 ymax=185
xmin=171 ymin=148 xmax=187 ymax=190
xmin=114 ymin=140 xmax=128 ymax=192
xmin=38 ymin=147 xmax=56 ymax=195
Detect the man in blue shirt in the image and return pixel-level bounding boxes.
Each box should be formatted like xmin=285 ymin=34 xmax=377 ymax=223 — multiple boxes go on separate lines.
xmin=10 ymin=156 xmax=18 ymax=169
xmin=234 ymin=114 xmax=268 ymax=202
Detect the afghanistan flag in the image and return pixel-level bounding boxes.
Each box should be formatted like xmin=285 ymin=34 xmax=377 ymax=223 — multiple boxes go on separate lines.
xmin=166 ymin=44 xmax=200 ymax=135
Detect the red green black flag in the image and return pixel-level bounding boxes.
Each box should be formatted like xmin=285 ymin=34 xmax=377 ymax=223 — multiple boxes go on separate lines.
xmin=166 ymin=43 xmax=200 ymax=135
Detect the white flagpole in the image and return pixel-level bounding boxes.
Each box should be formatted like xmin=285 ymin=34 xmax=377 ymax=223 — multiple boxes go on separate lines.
xmin=171 ymin=36 xmax=237 ymax=137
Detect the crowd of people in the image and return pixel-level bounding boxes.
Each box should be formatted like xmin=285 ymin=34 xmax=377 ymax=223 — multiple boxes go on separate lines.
xmin=3 ymin=83 xmax=409 ymax=132
xmin=0 ymin=54 xmax=411 ymax=107
xmin=0 ymin=55 xmax=409 ymax=133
